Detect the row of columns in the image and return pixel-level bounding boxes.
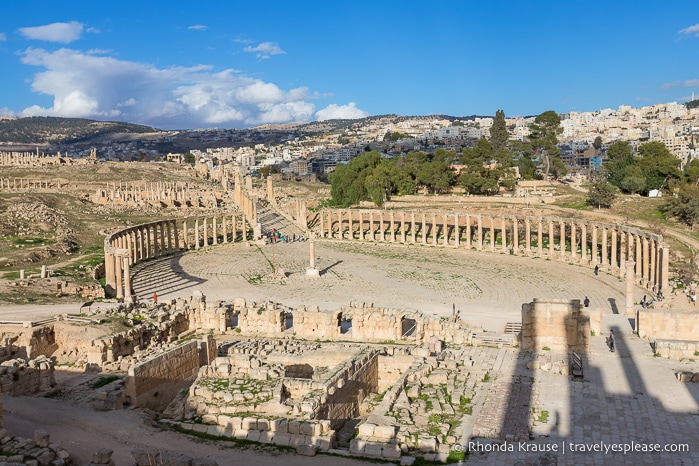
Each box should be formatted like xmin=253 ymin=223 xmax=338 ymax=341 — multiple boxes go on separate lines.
xmin=104 ymin=212 xmax=252 ymax=299
xmin=317 ymin=209 xmax=669 ymax=293
xmin=0 ymin=178 xmax=60 ymax=189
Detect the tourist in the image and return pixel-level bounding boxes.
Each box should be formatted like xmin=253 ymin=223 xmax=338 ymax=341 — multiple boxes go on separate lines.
xmin=609 ymin=330 xmax=615 ymax=353
xmin=583 ymin=296 xmax=590 ymax=307
xmin=692 ymin=292 xmax=697 ymax=306
xmin=594 ymin=265 xmax=599 ymax=276
xmin=153 ymin=292 xmax=158 ymax=304
xmin=641 ymin=295 xmax=647 ymax=309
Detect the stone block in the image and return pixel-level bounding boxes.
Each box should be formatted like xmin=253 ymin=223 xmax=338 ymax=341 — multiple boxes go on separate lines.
xmin=201 ymin=414 xmax=218 ymax=424
xmin=374 ymin=425 xmax=397 ymax=440
xmin=258 ymin=431 xmax=274 ymax=444
xmin=272 ymin=433 xmax=291 ymax=447
xmin=34 ymin=429 xmax=50 ymax=448
xmin=159 ymin=452 xmax=193 ymax=465
xmin=418 ymin=436 xmax=438 ymax=452
xmin=299 ymin=422 xmax=314 ymax=436
xmin=382 ymin=443 xmax=402 ymax=459
xmin=288 ymin=421 xmax=301 ymax=434
xmin=363 ymin=442 xmax=383 ymax=458
xmin=233 ymin=429 xmax=248 ymax=440
xmin=270 ymin=419 xmax=288 ymax=433
xmin=357 ymin=422 xmax=376 ymax=437
xmin=242 ymin=417 xmax=257 ymax=430
xmin=288 ymin=434 xmax=307 ymax=447
xmin=349 ymin=438 xmax=366 ymax=454
xmin=90 ymin=448 xmax=114 ymax=464
xmin=131 ymin=450 xmax=159 ymax=466
xmin=296 ymin=444 xmax=319 ymax=456
xmin=256 ymin=418 xmax=269 ymax=431
xmin=246 ymin=430 xmax=261 ymax=442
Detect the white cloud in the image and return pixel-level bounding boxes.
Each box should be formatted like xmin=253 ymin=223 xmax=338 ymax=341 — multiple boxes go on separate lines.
xmin=315 ymin=102 xmax=369 ymax=121
xmin=679 ymin=24 xmax=699 ymax=38
xmin=188 ymin=25 xmax=208 ymax=31
xmin=18 ymin=47 xmax=319 ymax=129
xmin=243 ymin=42 xmax=286 ymax=60
xmin=19 ymin=21 xmax=83 ymax=43
xmin=660 ymin=79 xmax=699 ymax=90
xmin=0 ymin=107 xmax=15 ymax=116
xmin=0 ymin=33 xmax=6 ymax=41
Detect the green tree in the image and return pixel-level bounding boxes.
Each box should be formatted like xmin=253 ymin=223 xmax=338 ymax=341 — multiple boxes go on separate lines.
xmin=490 ymin=110 xmax=508 ymax=152
xmin=604 ymin=141 xmax=634 ymax=188
xmin=586 ymin=178 xmax=618 ymax=209
xmin=620 ymin=165 xmax=646 ymax=194
xmin=663 ymin=184 xmax=699 ymax=229
xmin=329 ymin=151 xmax=381 ymax=206
xmin=184 ymin=152 xmax=196 ymax=165
xmin=365 ymin=160 xmax=394 ymax=206
xmin=684 ymin=158 xmax=699 ymax=184
xmin=593 ymin=136 xmax=603 ymax=150
xmin=636 ymin=141 xmax=682 ymax=194
xmin=529 ymin=110 xmax=563 ymax=180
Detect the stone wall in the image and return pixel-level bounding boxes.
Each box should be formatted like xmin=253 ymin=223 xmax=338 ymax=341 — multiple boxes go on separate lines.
xmin=125 ymin=339 xmax=204 ymax=411
xmin=16 ymin=326 xmax=57 ymax=360
xmin=0 ymin=356 xmax=55 ymax=396
xmin=637 ymin=308 xmax=699 ymax=341
xmin=521 ymin=298 xmax=590 ymax=353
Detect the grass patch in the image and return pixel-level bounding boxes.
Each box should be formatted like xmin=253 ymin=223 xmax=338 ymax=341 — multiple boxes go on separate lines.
xmin=537 ymin=410 xmax=549 ymax=423
xmin=482 ymin=371 xmax=490 ymax=383
xmin=90 ymin=375 xmax=120 ymax=389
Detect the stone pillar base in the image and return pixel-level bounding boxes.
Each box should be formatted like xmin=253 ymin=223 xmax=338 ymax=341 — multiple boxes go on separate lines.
xmin=306 ymin=267 xmax=320 ymax=277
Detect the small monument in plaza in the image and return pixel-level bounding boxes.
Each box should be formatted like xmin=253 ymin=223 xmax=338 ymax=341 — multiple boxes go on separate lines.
xmin=306 ymin=233 xmax=320 ymax=277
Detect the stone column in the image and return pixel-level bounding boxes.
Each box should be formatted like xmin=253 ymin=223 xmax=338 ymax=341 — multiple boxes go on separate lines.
xmin=166 ymin=221 xmax=173 ymax=253
xmin=513 ymin=217 xmax=519 ymax=252
xmin=650 ymin=240 xmax=657 ymax=289
xmin=501 ymin=217 xmax=507 ymax=252
xmin=591 ymin=226 xmax=598 ymax=265
xmin=611 ymin=229 xmax=617 ymax=270
xmin=203 ymin=217 xmax=209 ymax=247
xmin=559 ymin=220 xmax=566 ymax=258
xmin=212 ymin=216 xmax=218 ymax=246
xmin=625 ymin=260 xmax=636 ymax=316
xmin=549 ymin=219 xmax=555 ymax=258
xmin=173 ymin=220 xmax=180 ymax=252
xmin=432 ymin=214 xmax=438 ymax=246
xmin=465 ymin=214 xmax=472 ymax=249
xmin=569 ymin=222 xmax=576 ymax=260
xmin=153 ymin=224 xmax=160 ymax=257
xmin=477 ymin=215 xmax=483 ymax=250
xmin=636 ymin=235 xmax=642 ymax=278
xmin=581 ymin=224 xmax=587 ymax=262
xmin=489 ymin=217 xmax=495 ymax=251
xmin=159 ymin=222 xmax=166 ymax=256
xmin=123 ymin=257 xmax=131 ymax=300
xmin=380 ymin=211 xmax=386 ymax=242
xmin=391 ymin=211 xmax=396 ymax=242
xmin=182 ymin=220 xmax=188 ymax=250
xmin=443 ymin=213 xmax=449 ymax=246
xmin=537 ymin=219 xmax=542 ymax=256
xmin=138 ymin=229 xmax=144 ymax=261
xmin=401 ymin=212 xmax=407 ymax=243
xmin=115 ymin=254 xmax=124 ymax=300
xmin=422 ymin=213 xmax=427 ymax=245
xmin=454 ymin=213 xmax=459 ymax=247
xmin=526 ymin=218 xmax=532 ymax=254
xmin=601 ymin=227 xmax=608 ymax=267
xmin=222 ymin=215 xmax=228 ymax=244
xmin=368 ymin=211 xmax=374 ymax=241
xmin=642 ymin=237 xmax=649 ymax=284
xmin=660 ymin=243 xmax=670 ymax=293
xmin=619 ymin=231 xmax=626 ymax=278
xmin=337 ymin=210 xmax=343 ymax=239
xmin=195 ymin=219 xmax=200 ymax=249
xmin=306 ymin=234 xmax=319 ymax=277
xmin=233 ymin=215 xmax=239 ymax=242
xmin=347 ymin=210 xmax=353 ymax=240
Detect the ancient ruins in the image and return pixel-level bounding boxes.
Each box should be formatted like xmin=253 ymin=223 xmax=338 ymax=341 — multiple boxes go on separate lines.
xmin=1 ymin=170 xmax=699 ymax=465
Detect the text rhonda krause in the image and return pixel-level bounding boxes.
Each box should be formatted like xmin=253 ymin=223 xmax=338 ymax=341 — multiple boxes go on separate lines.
xmin=466 ymin=441 xmax=689 ymax=454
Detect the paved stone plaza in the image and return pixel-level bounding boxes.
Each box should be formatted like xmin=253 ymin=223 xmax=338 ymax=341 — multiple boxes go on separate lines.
xmin=132 ymin=239 xmax=628 ymax=332
xmin=128 ymin=238 xmax=699 ymax=464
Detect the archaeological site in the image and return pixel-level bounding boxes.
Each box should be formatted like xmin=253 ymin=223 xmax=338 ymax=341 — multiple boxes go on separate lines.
xmin=0 ymin=150 xmax=699 ymax=466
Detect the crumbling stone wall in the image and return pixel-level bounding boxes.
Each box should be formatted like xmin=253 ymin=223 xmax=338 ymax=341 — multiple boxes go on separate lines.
xmin=0 ymin=356 xmax=55 ymax=396
xmin=16 ymin=325 xmax=57 ymax=360
xmin=125 ymin=339 xmax=204 ymax=412
xmin=521 ymin=298 xmax=590 ymax=353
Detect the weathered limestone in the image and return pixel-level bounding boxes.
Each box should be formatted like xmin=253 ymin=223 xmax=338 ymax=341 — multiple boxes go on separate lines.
xmin=521 ymin=298 xmax=590 ymax=353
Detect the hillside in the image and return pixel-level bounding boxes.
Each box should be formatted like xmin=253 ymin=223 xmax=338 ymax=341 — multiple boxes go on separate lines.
xmin=0 ymin=116 xmax=161 ymax=144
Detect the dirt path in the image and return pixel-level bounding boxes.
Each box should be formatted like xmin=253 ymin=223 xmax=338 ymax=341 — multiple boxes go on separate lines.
xmin=3 ymin=395 xmax=374 ymax=466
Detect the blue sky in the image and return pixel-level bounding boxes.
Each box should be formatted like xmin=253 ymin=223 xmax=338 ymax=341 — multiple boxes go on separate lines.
xmin=1 ymin=1 xmax=699 ymax=130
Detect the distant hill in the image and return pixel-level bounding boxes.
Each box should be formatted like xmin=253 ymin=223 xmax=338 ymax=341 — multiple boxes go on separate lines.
xmin=0 ymin=117 xmax=160 ymax=144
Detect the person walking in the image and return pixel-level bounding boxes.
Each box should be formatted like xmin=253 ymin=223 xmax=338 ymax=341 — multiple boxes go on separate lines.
xmin=153 ymin=292 xmax=158 ymax=305
xmin=609 ymin=329 xmax=615 ymax=353
xmin=594 ymin=265 xmax=599 ymax=276
xmin=583 ymin=296 xmax=590 ymax=307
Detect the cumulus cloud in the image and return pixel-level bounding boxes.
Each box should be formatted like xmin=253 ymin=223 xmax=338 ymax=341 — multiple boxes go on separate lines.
xmin=243 ymin=42 xmax=286 ymax=60
xmin=18 ymin=47 xmax=321 ymax=129
xmin=0 ymin=33 xmax=6 ymax=41
xmin=19 ymin=21 xmax=83 ymax=43
xmin=315 ymin=102 xmax=369 ymax=121
xmin=660 ymin=79 xmax=699 ymax=90
xmin=188 ymin=25 xmax=207 ymax=31
xmin=679 ymin=24 xmax=699 ymax=38
xmin=0 ymin=107 xmax=15 ymax=116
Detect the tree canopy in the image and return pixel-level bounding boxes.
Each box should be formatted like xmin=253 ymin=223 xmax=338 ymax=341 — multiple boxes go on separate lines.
xmin=603 ymin=140 xmax=681 ymax=195
xmin=490 ymin=110 xmax=508 ymax=153
xmin=528 ymin=110 xmax=564 ymax=180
